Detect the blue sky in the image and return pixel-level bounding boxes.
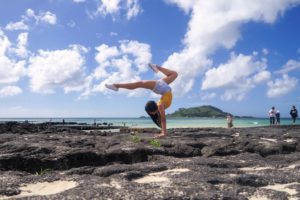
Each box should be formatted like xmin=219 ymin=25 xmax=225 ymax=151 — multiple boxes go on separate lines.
xmin=0 ymin=0 xmax=300 ymax=118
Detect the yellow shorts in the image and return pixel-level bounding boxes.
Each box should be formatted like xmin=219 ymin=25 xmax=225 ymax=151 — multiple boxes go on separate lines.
xmin=157 ymin=91 xmax=172 ymax=109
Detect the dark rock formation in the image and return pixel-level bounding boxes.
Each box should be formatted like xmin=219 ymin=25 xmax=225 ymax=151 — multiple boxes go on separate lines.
xmin=0 ymin=122 xmax=300 ymax=199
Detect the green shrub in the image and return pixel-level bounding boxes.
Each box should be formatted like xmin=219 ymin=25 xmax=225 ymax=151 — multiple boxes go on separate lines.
xmin=131 ymin=135 xmax=140 ymax=143
xmin=149 ymin=139 xmax=161 ymax=147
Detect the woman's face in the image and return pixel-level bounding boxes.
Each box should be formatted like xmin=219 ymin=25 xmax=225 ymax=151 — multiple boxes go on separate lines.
xmin=148 ymin=109 xmax=158 ymax=115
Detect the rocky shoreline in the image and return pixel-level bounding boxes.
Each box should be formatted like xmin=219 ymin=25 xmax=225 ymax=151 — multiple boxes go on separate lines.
xmin=0 ymin=122 xmax=300 ymax=199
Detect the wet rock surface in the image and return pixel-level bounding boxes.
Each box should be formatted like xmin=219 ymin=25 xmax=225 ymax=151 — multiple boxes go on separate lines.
xmin=0 ymin=122 xmax=300 ymax=199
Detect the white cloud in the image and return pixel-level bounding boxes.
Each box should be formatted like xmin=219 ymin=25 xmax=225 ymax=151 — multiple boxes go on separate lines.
xmin=0 ymin=30 xmax=10 ymax=55
xmin=5 ymin=21 xmax=29 ymax=31
xmin=202 ymin=53 xmax=270 ymax=101
xmin=110 ymin=32 xmax=118 ymax=37
xmin=5 ymin=9 xmax=57 ymax=32
xmin=84 ymin=40 xmax=151 ymax=97
xmin=95 ymin=44 xmax=119 ymax=66
xmin=26 ymin=9 xmax=35 ymax=17
xmin=262 ymin=48 xmax=269 ymax=55
xmin=126 ymin=0 xmax=141 ymax=20
xmin=28 ymin=45 xmax=88 ymax=94
xmin=0 ymin=31 xmax=26 ymax=84
xmin=162 ymin=0 xmax=300 ymax=96
xmin=38 ymin=11 xmax=57 ymax=24
xmin=98 ymin=0 xmax=120 ymax=15
xmin=275 ymin=59 xmax=300 ymax=74
xmin=95 ymin=0 xmax=141 ymax=20
xmin=253 ymin=70 xmax=272 ymax=84
xmin=10 ymin=32 xmax=30 ymax=58
xmin=119 ymin=40 xmax=151 ymax=73
xmin=202 ymin=53 xmax=268 ymax=89
xmin=0 ymin=86 xmax=22 ymax=97
xmin=267 ymin=74 xmax=298 ymax=98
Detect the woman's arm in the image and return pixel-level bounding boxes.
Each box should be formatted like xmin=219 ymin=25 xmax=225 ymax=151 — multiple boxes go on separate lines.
xmin=158 ymin=104 xmax=167 ymax=136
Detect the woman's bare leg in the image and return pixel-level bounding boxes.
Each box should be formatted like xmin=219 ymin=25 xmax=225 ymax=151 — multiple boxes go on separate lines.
xmin=115 ymin=80 xmax=156 ymax=90
xmin=156 ymin=65 xmax=178 ymax=85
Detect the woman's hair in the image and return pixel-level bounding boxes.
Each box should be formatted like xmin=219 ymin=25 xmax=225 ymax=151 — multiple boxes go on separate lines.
xmin=145 ymin=101 xmax=161 ymax=128
xmin=145 ymin=100 xmax=158 ymax=113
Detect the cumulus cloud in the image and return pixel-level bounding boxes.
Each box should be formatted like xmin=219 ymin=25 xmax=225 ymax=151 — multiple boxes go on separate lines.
xmin=37 ymin=11 xmax=57 ymax=24
xmin=267 ymin=74 xmax=298 ymax=98
xmin=5 ymin=21 xmax=29 ymax=31
xmin=126 ymin=0 xmax=141 ymax=20
xmin=27 ymin=45 xmax=88 ymax=94
xmin=0 ymin=30 xmax=10 ymax=55
xmin=275 ymin=59 xmax=300 ymax=74
xmin=25 ymin=9 xmax=57 ymax=25
xmin=0 ymin=86 xmax=22 ymax=98
xmin=253 ymin=70 xmax=272 ymax=84
xmin=202 ymin=53 xmax=268 ymax=89
xmin=84 ymin=40 xmax=151 ymax=97
xmin=0 ymin=31 xmax=26 ymax=85
xmin=162 ymin=0 xmax=300 ymax=96
xmin=0 ymin=32 xmax=29 ymax=98
xmin=9 ymin=32 xmax=30 ymax=58
xmin=5 ymin=8 xmax=57 ymax=31
xmin=98 ymin=0 xmax=120 ymax=15
xmin=202 ymin=53 xmax=270 ymax=100
xmin=95 ymin=0 xmax=141 ymax=20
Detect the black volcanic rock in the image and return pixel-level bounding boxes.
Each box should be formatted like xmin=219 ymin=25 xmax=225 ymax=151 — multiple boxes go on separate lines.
xmin=0 ymin=123 xmax=300 ymax=199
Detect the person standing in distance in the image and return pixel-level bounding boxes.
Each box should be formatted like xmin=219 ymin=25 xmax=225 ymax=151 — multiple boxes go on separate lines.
xmin=290 ymin=105 xmax=298 ymax=124
xmin=275 ymin=110 xmax=280 ymax=125
xmin=268 ymin=106 xmax=276 ymax=126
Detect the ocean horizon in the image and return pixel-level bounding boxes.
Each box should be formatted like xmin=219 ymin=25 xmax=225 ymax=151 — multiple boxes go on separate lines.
xmin=0 ymin=117 xmax=297 ymax=128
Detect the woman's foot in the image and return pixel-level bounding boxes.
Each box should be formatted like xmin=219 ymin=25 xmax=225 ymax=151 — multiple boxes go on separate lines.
xmin=148 ymin=63 xmax=159 ymax=73
xmin=105 ymin=84 xmax=118 ymax=91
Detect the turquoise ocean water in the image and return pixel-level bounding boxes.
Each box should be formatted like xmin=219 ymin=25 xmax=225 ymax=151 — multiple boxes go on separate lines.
xmin=0 ymin=118 xmax=297 ymax=128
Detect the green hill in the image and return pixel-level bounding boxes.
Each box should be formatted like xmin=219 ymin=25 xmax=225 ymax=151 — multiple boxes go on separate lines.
xmin=167 ymin=105 xmax=230 ymax=118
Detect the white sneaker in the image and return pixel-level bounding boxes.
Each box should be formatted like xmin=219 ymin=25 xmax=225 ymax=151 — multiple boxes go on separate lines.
xmin=148 ymin=63 xmax=159 ymax=73
xmin=105 ymin=84 xmax=118 ymax=91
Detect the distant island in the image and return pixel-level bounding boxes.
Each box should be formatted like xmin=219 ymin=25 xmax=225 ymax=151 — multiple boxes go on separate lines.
xmin=139 ymin=105 xmax=254 ymax=118
xmin=167 ymin=105 xmax=231 ymax=118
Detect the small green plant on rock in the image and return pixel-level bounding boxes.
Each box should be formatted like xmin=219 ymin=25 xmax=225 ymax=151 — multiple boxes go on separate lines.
xmin=35 ymin=168 xmax=52 ymax=176
xmin=149 ymin=139 xmax=161 ymax=147
xmin=131 ymin=135 xmax=141 ymax=143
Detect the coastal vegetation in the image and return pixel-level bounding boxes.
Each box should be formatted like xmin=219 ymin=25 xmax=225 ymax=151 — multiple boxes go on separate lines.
xmin=167 ymin=105 xmax=230 ymax=118
xmin=149 ymin=139 xmax=161 ymax=147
